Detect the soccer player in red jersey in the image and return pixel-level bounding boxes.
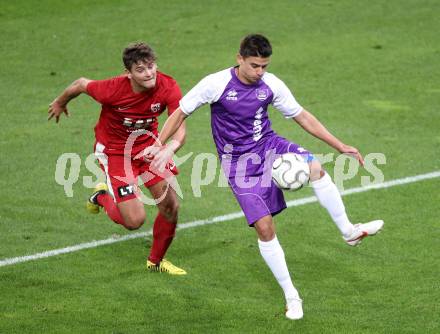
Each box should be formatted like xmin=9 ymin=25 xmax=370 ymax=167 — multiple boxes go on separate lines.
xmin=48 ymin=42 xmax=186 ymax=275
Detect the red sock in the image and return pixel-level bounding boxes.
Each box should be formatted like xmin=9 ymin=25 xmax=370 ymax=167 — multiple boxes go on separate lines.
xmin=148 ymin=213 xmax=177 ymax=264
xmin=96 ymin=193 xmax=126 ymax=227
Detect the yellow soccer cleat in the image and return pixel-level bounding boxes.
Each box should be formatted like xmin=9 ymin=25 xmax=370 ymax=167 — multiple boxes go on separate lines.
xmin=147 ymin=259 xmax=187 ymax=275
xmin=86 ymin=182 xmax=108 ymax=214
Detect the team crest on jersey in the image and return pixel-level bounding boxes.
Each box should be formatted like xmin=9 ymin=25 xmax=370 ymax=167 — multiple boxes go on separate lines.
xmin=226 ymin=89 xmax=238 ymax=101
xmin=151 ymin=103 xmax=161 ymax=112
xmin=255 ymin=89 xmax=269 ymax=101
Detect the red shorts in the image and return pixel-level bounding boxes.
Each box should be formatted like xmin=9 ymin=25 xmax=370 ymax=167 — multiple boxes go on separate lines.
xmin=94 ymin=142 xmax=178 ymax=203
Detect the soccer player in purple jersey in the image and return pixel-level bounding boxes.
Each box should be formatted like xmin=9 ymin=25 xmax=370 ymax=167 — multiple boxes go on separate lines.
xmin=143 ymin=34 xmax=384 ymax=320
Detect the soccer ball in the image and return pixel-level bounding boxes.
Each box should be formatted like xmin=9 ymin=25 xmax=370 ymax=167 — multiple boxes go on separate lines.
xmin=271 ymin=153 xmax=310 ymax=191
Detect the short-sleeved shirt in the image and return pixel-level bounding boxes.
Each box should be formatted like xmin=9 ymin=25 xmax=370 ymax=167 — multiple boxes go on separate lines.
xmin=180 ymin=67 xmax=303 ymax=161
xmin=87 ymin=72 xmax=181 ymax=156
xmin=180 ymin=67 xmax=308 ymax=224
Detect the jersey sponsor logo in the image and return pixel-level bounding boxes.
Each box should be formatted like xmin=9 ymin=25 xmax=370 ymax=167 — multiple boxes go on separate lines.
xmin=150 ymin=103 xmax=161 ymax=112
xmin=118 ymin=184 xmax=135 ymax=197
xmin=122 ymin=117 xmax=155 ymax=131
xmin=226 ymin=89 xmax=238 ymax=101
xmin=253 ymin=107 xmax=264 ymax=142
xmin=255 ymin=89 xmax=269 ymax=101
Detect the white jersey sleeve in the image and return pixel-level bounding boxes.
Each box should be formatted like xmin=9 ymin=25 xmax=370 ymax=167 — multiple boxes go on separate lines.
xmin=180 ymin=68 xmax=232 ymax=116
xmin=262 ymin=72 xmax=303 ymax=118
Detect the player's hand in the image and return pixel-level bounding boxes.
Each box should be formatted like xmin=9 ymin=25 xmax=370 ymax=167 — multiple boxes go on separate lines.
xmin=134 ymin=144 xmax=162 ymax=161
xmin=338 ymin=144 xmax=364 ymax=166
xmin=48 ymin=99 xmax=69 ymax=123
xmin=151 ymin=145 xmax=175 ymax=172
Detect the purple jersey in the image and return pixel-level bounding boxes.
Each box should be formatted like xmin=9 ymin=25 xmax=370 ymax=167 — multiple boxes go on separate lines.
xmin=180 ymin=67 xmax=312 ymax=224
xmin=180 ymin=67 xmax=303 ymax=159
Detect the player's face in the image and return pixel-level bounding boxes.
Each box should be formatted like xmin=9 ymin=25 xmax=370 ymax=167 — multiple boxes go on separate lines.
xmin=127 ymin=60 xmax=157 ymax=92
xmin=236 ymin=55 xmax=270 ymax=84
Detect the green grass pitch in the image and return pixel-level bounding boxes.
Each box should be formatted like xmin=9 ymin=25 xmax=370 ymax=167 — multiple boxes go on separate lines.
xmin=1 ymin=0 xmax=439 ymax=333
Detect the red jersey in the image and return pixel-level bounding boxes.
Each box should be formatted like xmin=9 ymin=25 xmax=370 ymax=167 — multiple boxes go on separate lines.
xmin=86 ymin=71 xmax=182 ymax=155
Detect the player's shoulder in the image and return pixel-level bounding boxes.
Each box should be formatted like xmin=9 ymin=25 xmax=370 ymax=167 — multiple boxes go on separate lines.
xmin=262 ymin=71 xmax=292 ymax=94
xmin=90 ymin=74 xmax=128 ymax=88
xmin=157 ymin=71 xmax=178 ymax=86
xmin=261 ymin=71 xmax=285 ymax=87
xmin=203 ymin=67 xmax=232 ymax=83
xmin=192 ymin=68 xmax=233 ymax=93
xmin=86 ymin=75 xmax=128 ymax=98
xmin=110 ymin=74 xmax=128 ymax=81
xmin=102 ymin=74 xmax=128 ymax=83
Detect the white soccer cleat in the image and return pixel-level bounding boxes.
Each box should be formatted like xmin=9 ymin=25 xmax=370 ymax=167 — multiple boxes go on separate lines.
xmin=343 ymin=220 xmax=384 ymax=246
xmin=285 ymin=297 xmax=303 ymax=320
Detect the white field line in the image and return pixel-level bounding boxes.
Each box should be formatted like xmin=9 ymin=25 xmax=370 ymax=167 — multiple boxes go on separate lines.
xmin=1 ymin=170 xmax=439 ymax=268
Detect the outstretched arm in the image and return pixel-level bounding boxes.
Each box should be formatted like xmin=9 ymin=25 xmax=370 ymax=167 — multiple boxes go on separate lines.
xmin=294 ymin=109 xmax=364 ymax=165
xmin=167 ymin=120 xmax=186 ymax=154
xmin=151 ymin=118 xmax=187 ymax=170
xmin=148 ymin=108 xmax=188 ymax=170
xmin=48 ymin=77 xmax=91 ymax=123
xmin=135 ymin=107 xmax=188 ymax=169
xmin=158 ymin=108 xmax=188 ymax=145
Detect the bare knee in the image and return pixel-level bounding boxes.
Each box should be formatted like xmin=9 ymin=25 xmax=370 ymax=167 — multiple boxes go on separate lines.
xmin=258 ymin=227 xmax=275 ymax=241
xmin=158 ymin=199 xmax=179 ymax=223
xmin=124 ymin=211 xmax=146 ymax=230
xmin=254 ymin=216 xmax=275 ymax=241
xmin=309 ymin=160 xmax=325 ymax=182
xmin=117 ymin=199 xmax=146 ymax=230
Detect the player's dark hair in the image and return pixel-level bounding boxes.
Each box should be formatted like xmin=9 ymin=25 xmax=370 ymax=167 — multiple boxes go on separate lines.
xmin=122 ymin=42 xmax=156 ymax=70
xmin=239 ymin=34 xmax=272 ymax=58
